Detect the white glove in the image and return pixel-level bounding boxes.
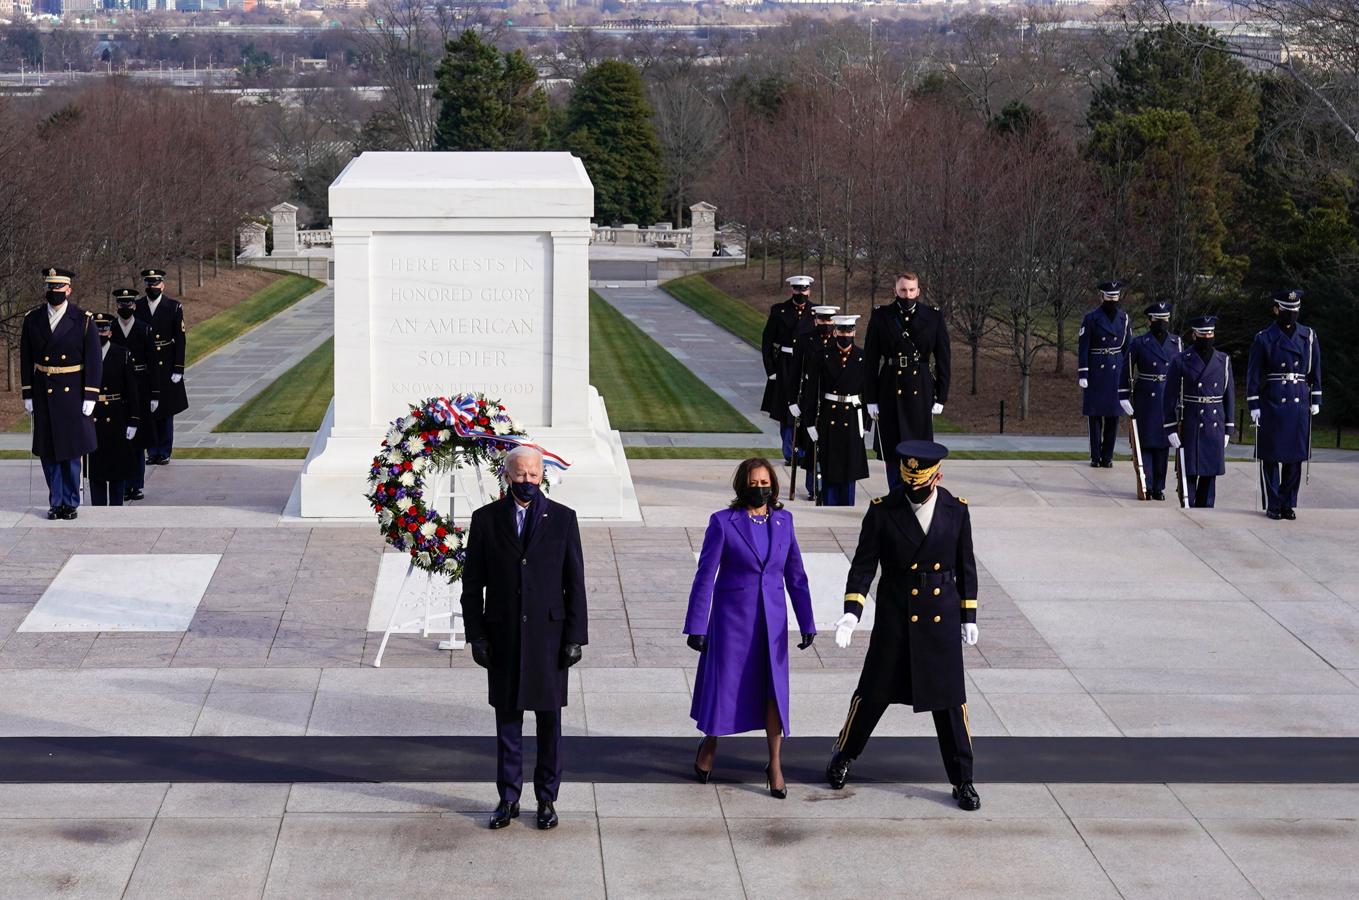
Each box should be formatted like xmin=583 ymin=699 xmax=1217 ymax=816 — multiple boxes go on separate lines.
xmin=867 ymin=403 xmax=879 ymax=420
xmin=1311 ymin=404 xmax=1320 ymax=416
xmin=1250 ymin=408 xmax=1260 ymax=426
xmin=81 ymin=400 xmax=95 ymax=417
xmin=859 ymin=421 xmax=868 ymax=438
xmin=170 ymin=373 xmax=182 ymax=384
xmin=23 ymin=399 xmax=33 ymax=414
xmin=788 ymin=404 xmax=801 ymax=418
xmin=806 ymin=426 xmax=819 ymax=442
xmin=1224 ymin=434 xmax=1230 ymax=448
xmin=961 ymin=623 xmax=979 ymax=646
xmin=1078 ymin=378 xmax=1089 ymax=389
xmin=126 ymin=426 xmax=137 ymax=440
xmin=931 ymin=402 xmax=944 ymax=415
xmin=768 ymin=373 xmax=776 ymax=381
xmin=1120 ymin=400 xmax=1134 ymax=416
xmin=834 ymin=612 xmax=859 ymax=648
xmin=1168 ymin=432 xmax=1182 ymax=449
xmin=150 ymin=400 xmax=159 ymax=413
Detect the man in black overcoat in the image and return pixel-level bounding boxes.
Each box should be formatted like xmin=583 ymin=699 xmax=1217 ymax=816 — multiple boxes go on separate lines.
xmin=825 ymin=441 xmax=982 ymax=810
xmin=760 ymin=275 xmax=818 ymax=465
xmin=108 ymin=287 xmax=158 ymax=501
xmin=864 ymin=273 xmax=951 ymax=490
xmin=87 ymin=314 xmax=141 ymax=506
xmin=20 ymin=268 xmax=101 ymax=520
xmin=134 ymin=268 xmax=188 ymax=465
xmin=460 ymin=446 xmax=588 ymax=831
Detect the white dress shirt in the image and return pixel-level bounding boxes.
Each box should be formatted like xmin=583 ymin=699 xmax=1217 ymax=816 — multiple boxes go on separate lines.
xmin=909 ymin=488 xmax=939 ymax=536
xmin=47 ymin=300 xmax=67 ymax=331
xmin=118 ymin=315 xmax=135 ymax=338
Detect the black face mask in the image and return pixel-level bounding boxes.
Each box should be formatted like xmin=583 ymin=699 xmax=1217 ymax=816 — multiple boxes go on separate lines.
xmin=816 ymin=324 xmax=833 ymax=337
xmin=791 ymin=295 xmax=807 ymax=307
xmin=1101 ymin=300 xmax=1119 ymax=315
xmin=145 ymin=287 xmax=163 ymax=300
xmin=1150 ymin=320 xmax=1167 ymax=336
xmin=904 ymin=481 xmax=934 ymax=504
xmin=117 ymin=305 xmax=134 ymax=319
xmin=98 ymin=333 xmax=110 ymax=346
xmin=836 ymin=335 xmax=854 ymax=348
xmin=1278 ymin=310 xmax=1298 ymax=328
xmin=741 ymin=485 xmax=773 ymax=509
xmin=46 ymin=290 xmax=65 ymax=305
xmin=509 ymin=481 xmax=540 ymax=503
xmin=1194 ymin=336 xmax=1215 ymax=354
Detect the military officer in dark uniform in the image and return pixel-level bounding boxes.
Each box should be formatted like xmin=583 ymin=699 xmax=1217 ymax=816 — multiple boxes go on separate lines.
xmin=1078 ymin=281 xmax=1133 ymax=468
xmin=789 ymin=304 xmax=838 ymax=499
xmin=864 ymin=272 xmax=951 ymax=490
xmin=1247 ymin=290 xmax=1321 ymax=520
xmin=1164 ymin=315 xmax=1235 ymax=508
xmin=1120 ymin=300 xmax=1181 ymax=500
xmin=87 ymin=314 xmax=141 ymax=507
xmin=761 ymin=275 xmax=817 ymax=465
xmin=108 ymin=287 xmax=158 ymax=501
xmin=825 ymin=441 xmax=981 ymax=810
xmin=135 ymin=268 xmax=188 ymax=465
xmin=20 ymin=268 xmax=101 ymax=520
xmin=798 ymin=315 xmax=869 ymax=506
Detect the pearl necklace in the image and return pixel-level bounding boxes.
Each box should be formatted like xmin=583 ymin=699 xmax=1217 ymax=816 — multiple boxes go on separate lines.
xmin=747 ymin=510 xmax=770 ymax=524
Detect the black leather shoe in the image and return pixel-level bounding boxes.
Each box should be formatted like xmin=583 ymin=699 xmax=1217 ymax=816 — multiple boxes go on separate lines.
xmin=125 ymin=488 xmax=144 ymax=502
xmin=1100 ymin=460 xmax=1114 ymax=468
xmin=1151 ymin=491 xmax=1165 ymax=501
xmin=59 ymin=506 xmax=77 ymax=520
xmin=1283 ymin=508 xmax=1297 ymax=520
xmin=1089 ymin=461 xmax=1100 ymax=468
xmin=536 ymin=801 xmax=558 ymax=830
xmin=150 ymin=457 xmax=169 ymax=466
xmin=953 ymin=782 xmax=981 ymax=811
xmin=46 ymin=507 xmax=60 ymax=520
xmin=488 ymin=800 xmax=519 ymax=829
xmin=1266 ymin=509 xmax=1283 ymax=520
xmin=826 ymin=751 xmax=852 ymax=790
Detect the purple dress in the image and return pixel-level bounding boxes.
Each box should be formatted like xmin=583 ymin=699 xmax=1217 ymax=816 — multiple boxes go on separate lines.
xmin=684 ymin=508 xmax=816 ymax=736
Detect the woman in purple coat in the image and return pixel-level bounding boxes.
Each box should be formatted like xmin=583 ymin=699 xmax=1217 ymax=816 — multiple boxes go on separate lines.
xmin=684 ymin=458 xmax=817 ymax=798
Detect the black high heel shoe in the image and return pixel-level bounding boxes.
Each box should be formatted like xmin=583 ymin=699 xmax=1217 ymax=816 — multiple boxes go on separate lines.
xmin=694 ymin=737 xmax=713 ymax=784
xmin=764 ymin=764 xmax=787 ymax=800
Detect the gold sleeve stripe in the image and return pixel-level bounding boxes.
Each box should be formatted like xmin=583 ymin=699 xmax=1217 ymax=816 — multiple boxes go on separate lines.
xmin=961 ymin=599 xmax=978 ymax=609
xmin=845 ymin=594 xmax=866 ymax=607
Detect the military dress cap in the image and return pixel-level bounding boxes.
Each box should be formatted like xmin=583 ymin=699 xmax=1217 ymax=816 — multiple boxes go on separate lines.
xmin=1097 ymin=280 xmax=1124 ymax=296
xmin=92 ymin=312 xmax=115 ymax=327
xmin=1271 ymin=289 xmax=1304 ymax=311
xmin=831 ymin=314 xmax=860 ymax=327
xmin=1145 ymin=300 xmax=1172 ymax=319
xmin=111 ymin=287 xmax=139 ymax=301
xmin=786 ymin=275 xmax=814 ymax=288
xmin=1189 ymin=314 xmax=1218 ymax=334
xmin=41 ymin=267 xmax=74 ymax=285
xmin=140 ymin=268 xmax=166 ymax=281
xmin=811 ymin=305 xmax=840 ymax=316
xmin=895 ymin=440 xmax=950 ymax=487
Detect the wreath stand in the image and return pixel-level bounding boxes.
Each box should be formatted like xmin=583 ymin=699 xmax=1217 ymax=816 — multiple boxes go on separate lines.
xmin=372 ymin=451 xmax=494 ymax=667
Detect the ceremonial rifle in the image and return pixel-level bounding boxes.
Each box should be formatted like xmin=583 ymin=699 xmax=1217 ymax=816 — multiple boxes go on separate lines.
xmin=1128 ymin=416 xmax=1148 ymax=501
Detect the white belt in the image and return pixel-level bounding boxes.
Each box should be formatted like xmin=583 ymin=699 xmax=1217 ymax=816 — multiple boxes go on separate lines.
xmin=1266 ymin=373 xmax=1305 ymax=383
xmin=824 ymin=393 xmax=862 ymax=405
xmin=779 ymin=345 xmax=795 ymax=354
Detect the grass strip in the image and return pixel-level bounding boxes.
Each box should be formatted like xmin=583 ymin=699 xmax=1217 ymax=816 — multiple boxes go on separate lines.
xmin=185 ymin=273 xmax=323 ymax=367
xmin=661 ymin=274 xmax=766 ymax=348
xmin=214 ymin=337 xmax=334 ymax=433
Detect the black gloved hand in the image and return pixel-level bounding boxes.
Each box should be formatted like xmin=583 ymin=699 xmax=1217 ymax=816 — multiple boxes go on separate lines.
xmin=560 ymin=643 xmax=582 ymax=669
xmin=798 ymin=632 xmax=816 ymax=650
xmin=686 ymin=633 xmax=707 ymax=653
xmin=471 ymin=639 xmax=492 ymax=669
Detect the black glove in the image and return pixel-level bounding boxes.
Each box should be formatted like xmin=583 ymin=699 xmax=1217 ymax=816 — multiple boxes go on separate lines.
xmin=686 ymin=633 xmax=707 ymax=653
xmin=470 ymin=639 xmax=492 ymax=669
xmin=798 ymin=632 xmax=816 ymax=650
xmin=560 ymin=643 xmax=582 ymax=668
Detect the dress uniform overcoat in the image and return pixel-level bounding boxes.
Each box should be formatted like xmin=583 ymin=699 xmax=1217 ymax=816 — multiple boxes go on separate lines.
xmin=844 ymin=487 xmax=977 ymax=712
xmin=1246 ymin=322 xmax=1321 ymax=463
xmin=864 ymin=301 xmax=951 ymax=446
xmin=799 ymin=345 xmax=870 ymax=485
xmin=460 ymin=495 xmax=588 ymax=711
xmin=135 ymin=294 xmax=188 ymax=416
xmin=1078 ymin=307 xmax=1132 ymax=416
xmin=1120 ymin=331 xmax=1181 ymax=450
xmin=88 ymin=344 xmax=141 ymax=483
xmin=760 ymin=300 xmax=816 ymax=423
xmin=20 ymin=304 xmax=101 ymax=461
xmin=108 ymin=316 xmax=160 ymax=451
xmin=1163 ymin=348 xmax=1235 ymax=477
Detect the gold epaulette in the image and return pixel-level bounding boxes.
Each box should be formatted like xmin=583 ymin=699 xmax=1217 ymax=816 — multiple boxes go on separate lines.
xmin=84 ymin=310 xmax=92 ymax=316
xmin=958 ymin=497 xmax=968 ymax=504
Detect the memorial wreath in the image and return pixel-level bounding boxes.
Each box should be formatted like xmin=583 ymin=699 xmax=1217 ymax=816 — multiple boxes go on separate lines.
xmin=365 ymin=393 xmax=567 ymax=581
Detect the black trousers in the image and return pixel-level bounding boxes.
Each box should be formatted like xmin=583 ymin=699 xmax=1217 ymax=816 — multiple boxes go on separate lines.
xmin=1261 ymin=461 xmax=1303 ymax=512
xmin=495 ymin=707 xmax=562 ymax=805
xmin=89 ymin=480 xmax=125 ymax=506
xmin=1188 ymin=475 xmax=1216 ymax=508
xmin=833 ymin=691 xmax=974 ymax=786
xmin=1140 ymin=448 xmax=1168 ymax=494
xmin=1088 ymin=416 xmax=1119 ymax=465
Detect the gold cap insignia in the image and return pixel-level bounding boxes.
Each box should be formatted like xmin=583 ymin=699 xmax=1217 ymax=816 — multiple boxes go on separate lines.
xmin=907 ymin=457 xmax=919 ymax=469
xmin=1288 ymin=291 xmax=1298 ymax=301
xmin=47 ymin=268 xmax=55 ymax=276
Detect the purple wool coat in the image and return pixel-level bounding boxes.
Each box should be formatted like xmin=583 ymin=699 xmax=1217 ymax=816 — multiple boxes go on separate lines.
xmin=684 ymin=508 xmax=816 ymax=737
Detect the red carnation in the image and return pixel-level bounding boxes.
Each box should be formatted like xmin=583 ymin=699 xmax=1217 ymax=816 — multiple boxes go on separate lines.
xmin=436 ymin=526 xmax=447 ymax=538
xmin=406 ymin=523 xmax=418 ymax=533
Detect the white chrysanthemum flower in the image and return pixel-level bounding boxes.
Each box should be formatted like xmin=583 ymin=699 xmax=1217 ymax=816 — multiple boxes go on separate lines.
xmin=395 ymin=497 xmax=414 ymax=512
xmin=385 ymin=449 xmax=403 ymax=465
xmin=438 ymin=429 xmax=451 ymax=441
xmin=378 ymin=509 xmax=394 ymax=527
xmin=411 ymin=457 xmax=427 ymax=473
xmin=406 ymin=437 xmax=425 ymax=456
xmin=416 ymin=552 xmax=431 ymax=567
xmin=399 ymin=471 xmax=415 ymax=487
xmin=510 ymin=419 xmax=524 ymax=434
xmin=386 ymin=426 xmax=404 ymax=445
xmin=419 ymin=521 xmax=438 ymax=538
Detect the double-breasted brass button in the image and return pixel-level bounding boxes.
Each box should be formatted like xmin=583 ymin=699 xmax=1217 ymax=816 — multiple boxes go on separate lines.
xmin=911 ymin=588 xmax=919 ymax=596
xmin=933 ymin=615 xmax=941 ymax=623
xmin=63 ymin=386 xmax=69 ymax=392
xmin=910 ymin=563 xmax=918 ymax=571
xmin=933 ymin=587 xmax=941 ymax=596
xmin=910 ymin=615 xmax=918 ymax=623
xmin=933 ymin=563 xmax=941 ymax=571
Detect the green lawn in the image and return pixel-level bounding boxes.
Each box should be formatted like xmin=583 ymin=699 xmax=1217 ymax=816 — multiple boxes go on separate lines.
xmin=589 ymin=291 xmax=757 ymax=433
xmin=214 ymin=337 xmax=334 ymax=432
xmin=661 ymin=274 xmax=766 ymax=348
xmin=185 ymin=274 xmax=323 ymax=367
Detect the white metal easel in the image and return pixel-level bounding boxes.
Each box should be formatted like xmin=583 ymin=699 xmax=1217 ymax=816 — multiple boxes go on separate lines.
xmin=372 ymin=451 xmax=494 ymax=667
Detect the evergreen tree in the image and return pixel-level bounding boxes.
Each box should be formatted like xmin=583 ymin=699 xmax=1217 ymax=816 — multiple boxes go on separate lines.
xmin=432 ymin=30 xmax=549 ymax=152
xmin=561 ymin=60 xmax=664 ymax=225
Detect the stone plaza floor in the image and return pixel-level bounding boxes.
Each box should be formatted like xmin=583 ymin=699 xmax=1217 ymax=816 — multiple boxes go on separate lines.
xmin=2 ymin=455 xmax=1358 ymax=897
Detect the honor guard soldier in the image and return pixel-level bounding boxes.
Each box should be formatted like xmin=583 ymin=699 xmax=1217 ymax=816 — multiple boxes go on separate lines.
xmin=1247 ymin=290 xmax=1321 ymax=520
xmin=87 ymin=314 xmax=141 ymax=506
xmin=1078 ymin=281 xmax=1133 ymax=468
xmin=108 ymin=288 xmax=158 ymax=501
xmin=864 ymin=272 xmax=952 ymax=489
xmin=135 ymin=268 xmax=187 ymax=465
xmin=1120 ymin=300 xmax=1181 ymax=500
xmin=1165 ymin=315 xmax=1235 ymax=508
xmin=789 ymin=305 xmax=839 ymax=499
xmin=798 ymin=315 xmax=869 ymax=506
xmin=20 ymin=268 xmax=101 ymax=520
xmin=760 ymin=275 xmax=817 ymax=465
xmin=826 ymin=441 xmax=981 ymax=810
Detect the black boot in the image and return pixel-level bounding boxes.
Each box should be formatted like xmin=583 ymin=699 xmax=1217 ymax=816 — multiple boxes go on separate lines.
xmin=536 ymin=801 xmax=558 ymax=830
xmin=826 ymin=751 xmax=852 ymax=790
xmin=488 ymin=800 xmax=519 ymax=830
xmin=952 ymin=782 xmax=981 ymax=811
xmin=1283 ymin=507 xmax=1297 ymax=520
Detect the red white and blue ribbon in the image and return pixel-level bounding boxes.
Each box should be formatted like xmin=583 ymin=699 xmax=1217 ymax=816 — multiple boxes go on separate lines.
xmin=429 ymin=395 xmax=571 ymax=471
